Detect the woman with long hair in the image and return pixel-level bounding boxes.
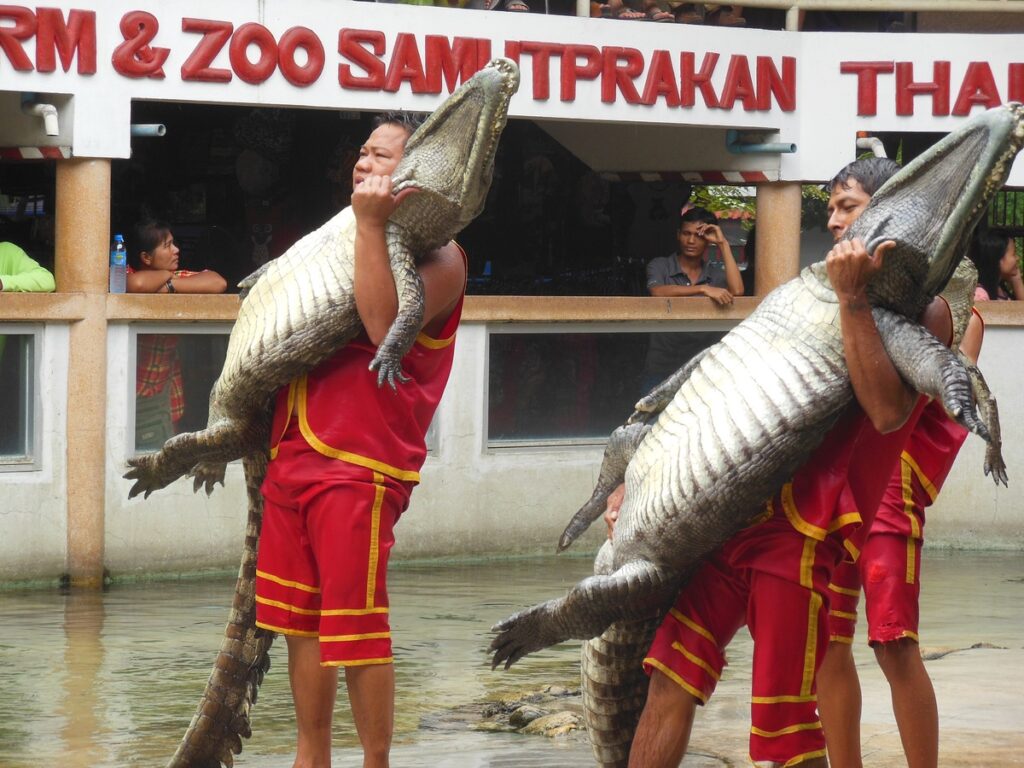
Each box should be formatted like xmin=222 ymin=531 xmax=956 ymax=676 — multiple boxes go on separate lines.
xmin=968 ymin=227 xmax=1023 ymax=301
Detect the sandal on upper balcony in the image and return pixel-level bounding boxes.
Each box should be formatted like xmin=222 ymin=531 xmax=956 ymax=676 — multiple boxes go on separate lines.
xmin=645 ymin=4 xmax=675 ymax=21
xmin=598 ymin=1 xmax=647 ymax=18
xmin=670 ymin=3 xmax=704 ymax=23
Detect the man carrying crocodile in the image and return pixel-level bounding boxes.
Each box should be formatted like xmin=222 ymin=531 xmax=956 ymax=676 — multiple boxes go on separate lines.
xmin=624 ymin=159 xmax=963 ymax=767
xmin=252 ymin=111 xmax=467 ymax=768
xmin=816 ymin=161 xmax=989 ymax=768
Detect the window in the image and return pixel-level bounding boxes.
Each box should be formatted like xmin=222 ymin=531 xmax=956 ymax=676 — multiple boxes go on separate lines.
xmin=486 ymin=328 xmax=727 ymax=447
xmin=0 ymin=327 xmax=41 ymax=468
xmin=130 ymin=326 xmax=231 ymax=454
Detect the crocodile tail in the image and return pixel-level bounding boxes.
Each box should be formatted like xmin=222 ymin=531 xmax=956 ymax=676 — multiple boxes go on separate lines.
xmin=166 ymin=453 xmax=277 ymax=768
xmin=581 ymin=617 xmax=660 ymax=768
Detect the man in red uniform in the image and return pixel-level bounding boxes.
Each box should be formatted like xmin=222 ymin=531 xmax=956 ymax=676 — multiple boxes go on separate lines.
xmin=253 ymin=112 xmax=467 ymax=768
xmin=816 ymin=163 xmax=985 ymax=768
xmin=618 ymin=157 xmax=954 ymax=767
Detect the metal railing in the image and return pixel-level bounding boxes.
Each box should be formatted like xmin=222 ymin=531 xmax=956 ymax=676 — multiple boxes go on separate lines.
xmin=575 ymin=0 xmax=1024 ymax=28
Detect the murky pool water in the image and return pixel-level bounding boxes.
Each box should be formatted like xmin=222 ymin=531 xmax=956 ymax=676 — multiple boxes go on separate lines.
xmin=0 ymin=551 xmax=1021 ymax=767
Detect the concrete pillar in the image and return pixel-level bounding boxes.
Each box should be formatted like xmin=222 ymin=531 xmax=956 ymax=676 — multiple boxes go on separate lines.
xmin=56 ymin=158 xmax=111 ymax=588
xmin=754 ymin=182 xmax=802 ymax=296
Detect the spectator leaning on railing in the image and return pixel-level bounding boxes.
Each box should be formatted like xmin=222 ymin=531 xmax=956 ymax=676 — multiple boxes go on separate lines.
xmin=0 ymin=240 xmax=55 ymax=293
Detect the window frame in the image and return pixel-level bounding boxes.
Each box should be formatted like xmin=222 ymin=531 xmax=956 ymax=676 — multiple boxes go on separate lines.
xmin=483 ymin=320 xmax=735 ymax=451
xmin=0 ymin=323 xmax=43 ymax=471
xmin=128 ymin=322 xmax=234 ymax=457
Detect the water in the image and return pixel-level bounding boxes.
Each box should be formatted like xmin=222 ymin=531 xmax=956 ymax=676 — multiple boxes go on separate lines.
xmin=0 ymin=551 xmax=1021 ymax=767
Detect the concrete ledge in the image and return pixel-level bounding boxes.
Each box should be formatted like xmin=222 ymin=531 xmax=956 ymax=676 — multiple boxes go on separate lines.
xmin=3 ymin=292 xmax=1024 ymax=326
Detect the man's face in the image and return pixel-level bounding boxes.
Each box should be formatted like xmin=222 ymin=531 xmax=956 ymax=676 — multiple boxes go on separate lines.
xmin=677 ymin=221 xmax=710 ymax=260
xmin=827 ymin=178 xmax=872 ymax=242
xmin=353 ymin=123 xmax=411 ymax=188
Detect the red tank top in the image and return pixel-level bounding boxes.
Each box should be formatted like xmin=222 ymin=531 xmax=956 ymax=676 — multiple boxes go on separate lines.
xmin=268 ymin=244 xmax=466 ymax=484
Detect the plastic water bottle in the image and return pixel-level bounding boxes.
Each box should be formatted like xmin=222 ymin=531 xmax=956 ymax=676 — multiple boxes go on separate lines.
xmin=109 ymin=233 xmax=126 ymax=293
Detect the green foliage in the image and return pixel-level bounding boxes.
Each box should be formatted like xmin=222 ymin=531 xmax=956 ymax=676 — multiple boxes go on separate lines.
xmin=692 ymin=184 xmax=832 ymax=232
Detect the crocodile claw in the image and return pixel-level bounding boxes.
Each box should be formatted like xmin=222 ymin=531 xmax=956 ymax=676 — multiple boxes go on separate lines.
xmin=190 ymin=461 xmax=228 ymax=496
xmin=124 ymin=456 xmax=161 ymax=500
xmin=490 ymin=600 xmax=563 ymax=670
xmin=368 ymin=354 xmax=411 ymax=391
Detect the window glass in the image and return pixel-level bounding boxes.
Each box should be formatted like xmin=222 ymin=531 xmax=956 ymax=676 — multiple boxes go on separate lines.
xmin=0 ymin=333 xmax=35 ymax=463
xmin=487 ymin=330 xmax=726 ymax=446
xmin=133 ymin=332 xmax=229 ymax=453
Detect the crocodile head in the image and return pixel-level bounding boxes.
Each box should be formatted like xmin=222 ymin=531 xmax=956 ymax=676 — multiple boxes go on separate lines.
xmin=390 ymin=58 xmax=520 ymax=247
xmin=845 ymin=103 xmax=1024 ymax=318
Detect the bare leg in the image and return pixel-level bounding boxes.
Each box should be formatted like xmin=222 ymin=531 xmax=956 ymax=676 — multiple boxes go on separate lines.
xmin=874 ymin=639 xmax=938 ymax=768
xmin=345 ymin=663 xmax=395 ymax=768
xmin=628 ymin=669 xmax=698 ymax=768
xmin=817 ymin=641 xmax=863 ymax=768
xmin=287 ymin=635 xmax=338 ymax=768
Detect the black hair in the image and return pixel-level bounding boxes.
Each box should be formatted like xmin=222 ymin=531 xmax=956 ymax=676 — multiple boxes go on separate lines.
xmin=132 ymin=219 xmax=172 ymax=268
xmin=371 ymin=111 xmax=426 ymax=135
xmin=679 ymin=206 xmax=718 ymax=230
xmin=968 ymin=226 xmax=1012 ymax=299
xmin=828 ymin=157 xmax=901 ymax=197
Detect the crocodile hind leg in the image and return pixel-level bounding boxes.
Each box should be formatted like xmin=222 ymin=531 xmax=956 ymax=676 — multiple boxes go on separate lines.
xmin=125 ymin=417 xmax=265 ymax=499
xmin=167 ymin=454 xmax=276 ymax=768
xmin=963 ymin=358 xmax=1007 ymax=485
xmin=490 ymin=558 xmax=679 ymax=669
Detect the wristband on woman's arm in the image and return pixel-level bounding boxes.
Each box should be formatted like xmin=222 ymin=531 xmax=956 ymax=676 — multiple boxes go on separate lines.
xmin=165 ymin=277 xmax=175 ymax=293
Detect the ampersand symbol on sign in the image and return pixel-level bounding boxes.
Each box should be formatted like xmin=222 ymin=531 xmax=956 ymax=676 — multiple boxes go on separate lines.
xmin=111 ymin=11 xmax=169 ymax=79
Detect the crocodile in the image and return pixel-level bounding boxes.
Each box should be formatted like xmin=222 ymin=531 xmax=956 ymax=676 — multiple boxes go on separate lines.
xmin=125 ymin=57 xmax=520 ymax=500
xmin=144 ymin=59 xmax=520 ymax=768
xmin=490 ymin=104 xmax=1022 ymax=766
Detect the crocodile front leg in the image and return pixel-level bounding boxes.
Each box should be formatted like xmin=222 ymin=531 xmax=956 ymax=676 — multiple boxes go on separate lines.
xmin=963 ymin=358 xmax=1008 ymax=485
xmin=490 ymin=559 xmax=680 ymax=669
xmin=369 ymin=223 xmax=425 ymax=390
xmin=873 ymin=308 xmax=991 ymax=442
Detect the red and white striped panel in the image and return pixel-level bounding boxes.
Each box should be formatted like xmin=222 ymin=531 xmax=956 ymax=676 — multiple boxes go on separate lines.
xmin=600 ymin=170 xmax=777 ymax=184
xmin=0 ymin=146 xmax=72 ymax=160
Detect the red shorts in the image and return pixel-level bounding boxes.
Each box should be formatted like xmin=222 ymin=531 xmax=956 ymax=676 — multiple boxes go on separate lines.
xmin=643 ymin=512 xmax=841 ymax=766
xmin=826 ymin=533 xmax=922 ymax=645
xmin=827 ymin=559 xmax=861 ymax=644
xmin=255 ymin=463 xmax=412 ymax=667
xmin=861 ymin=532 xmax=922 ymax=644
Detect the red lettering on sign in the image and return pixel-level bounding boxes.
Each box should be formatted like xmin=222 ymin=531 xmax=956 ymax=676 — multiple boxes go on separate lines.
xmin=0 ymin=5 xmax=34 ymax=71
xmin=36 ymin=8 xmax=95 ymax=74
xmin=385 ymin=32 xmax=426 ymax=92
xmin=503 ymin=39 xmax=521 ymax=64
xmin=839 ymin=61 xmax=894 ymax=116
xmin=640 ymin=49 xmax=679 ymax=107
xmin=424 ymin=35 xmax=482 ymax=93
xmin=112 ymin=11 xmax=169 ymax=79
xmin=520 ymin=41 xmax=562 ymax=100
xmin=896 ymin=61 xmax=949 ymax=116
xmin=719 ymin=54 xmax=756 ymax=110
xmin=680 ymin=52 xmax=719 ymax=109
xmin=1009 ymin=63 xmax=1024 ymax=103
xmin=756 ymin=55 xmax=794 ymax=111
xmin=560 ymin=44 xmax=600 ymax=101
xmin=952 ymin=61 xmax=1001 ymax=115
xmin=601 ymin=47 xmax=643 ymax=104
xmin=181 ymin=18 xmax=232 ymax=82
xmin=339 ymin=29 xmax=384 ymax=89
xmin=278 ymin=27 xmax=324 ymax=87
xmin=229 ymin=22 xmax=278 ymax=84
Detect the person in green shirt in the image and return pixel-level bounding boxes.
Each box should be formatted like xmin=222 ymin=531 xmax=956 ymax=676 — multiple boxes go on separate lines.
xmin=0 ymin=241 xmax=55 ymax=292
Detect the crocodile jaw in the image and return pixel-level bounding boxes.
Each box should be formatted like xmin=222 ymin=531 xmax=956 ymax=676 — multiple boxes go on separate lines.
xmin=391 ymin=57 xmax=520 ymax=234
xmin=849 ymin=103 xmax=1024 ymax=314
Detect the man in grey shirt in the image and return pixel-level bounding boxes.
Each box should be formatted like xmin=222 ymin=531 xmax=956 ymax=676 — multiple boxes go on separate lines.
xmin=645 ymin=205 xmax=745 ymax=304
xmin=641 ymin=206 xmax=745 ymax=389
